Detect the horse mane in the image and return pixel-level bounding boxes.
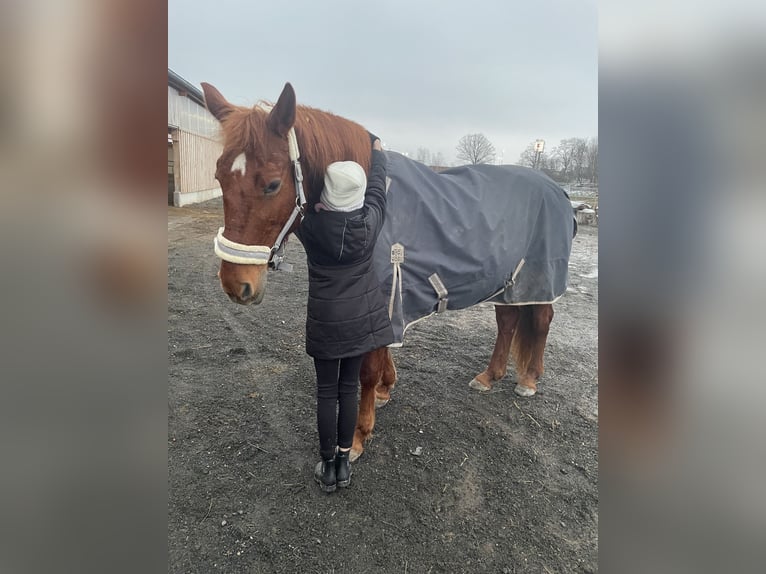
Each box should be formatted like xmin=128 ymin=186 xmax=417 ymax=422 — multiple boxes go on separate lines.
xmin=219 ymin=102 xmax=372 ymax=200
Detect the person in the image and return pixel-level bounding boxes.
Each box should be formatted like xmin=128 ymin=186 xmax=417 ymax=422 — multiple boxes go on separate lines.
xmin=294 ymin=133 xmax=394 ymax=493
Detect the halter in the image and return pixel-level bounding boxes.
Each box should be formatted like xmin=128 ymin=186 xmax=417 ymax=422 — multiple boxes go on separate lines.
xmin=213 ymin=107 xmax=307 ymax=271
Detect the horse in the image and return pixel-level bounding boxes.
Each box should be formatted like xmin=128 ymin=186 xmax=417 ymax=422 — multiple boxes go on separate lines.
xmin=202 ymin=81 xmax=568 ymax=461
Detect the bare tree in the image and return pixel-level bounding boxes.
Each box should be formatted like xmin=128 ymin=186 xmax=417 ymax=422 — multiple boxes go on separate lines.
xmin=571 ymin=138 xmax=588 ymax=183
xmin=519 ymin=136 xmax=596 ymax=182
xmin=518 ymin=141 xmax=549 ymax=169
xmin=585 ymin=137 xmax=598 ymax=184
xmin=551 ymin=138 xmax=579 ymax=181
xmin=518 ymin=142 xmax=536 ymax=168
xmin=416 ymin=147 xmax=431 ymax=165
xmin=456 ymin=133 xmax=496 ymax=165
xmin=432 ymin=151 xmax=445 ymax=167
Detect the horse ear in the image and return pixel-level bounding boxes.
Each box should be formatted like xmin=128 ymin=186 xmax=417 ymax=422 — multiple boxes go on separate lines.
xmin=267 ymin=83 xmax=296 ymax=137
xmin=201 ymin=82 xmax=234 ymax=122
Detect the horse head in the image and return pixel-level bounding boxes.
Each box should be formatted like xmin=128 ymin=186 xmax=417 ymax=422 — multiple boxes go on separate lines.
xmin=202 ymin=82 xmax=300 ymax=305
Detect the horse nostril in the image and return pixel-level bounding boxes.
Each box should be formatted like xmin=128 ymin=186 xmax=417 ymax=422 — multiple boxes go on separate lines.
xmin=240 ymin=282 xmax=253 ymax=300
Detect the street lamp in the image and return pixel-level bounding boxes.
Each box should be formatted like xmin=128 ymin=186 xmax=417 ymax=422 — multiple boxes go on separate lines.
xmin=533 ymin=139 xmax=545 ymax=169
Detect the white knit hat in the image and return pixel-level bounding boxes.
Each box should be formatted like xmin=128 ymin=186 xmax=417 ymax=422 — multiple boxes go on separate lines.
xmin=319 ymin=161 xmax=366 ymax=212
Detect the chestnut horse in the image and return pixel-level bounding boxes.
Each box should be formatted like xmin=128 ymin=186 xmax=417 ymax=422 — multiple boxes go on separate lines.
xmin=202 ymin=81 xmax=555 ymax=461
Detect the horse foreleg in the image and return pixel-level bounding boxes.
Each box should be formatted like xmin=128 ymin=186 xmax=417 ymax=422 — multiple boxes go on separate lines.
xmin=375 ymin=348 xmax=397 ymax=408
xmin=469 ymin=305 xmax=520 ymax=391
xmin=513 ymin=304 xmax=554 ymax=397
xmin=351 ymin=349 xmax=384 ymax=461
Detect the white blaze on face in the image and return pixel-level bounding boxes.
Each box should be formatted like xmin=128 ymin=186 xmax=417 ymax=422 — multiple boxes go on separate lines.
xmin=231 ymin=153 xmax=247 ymax=176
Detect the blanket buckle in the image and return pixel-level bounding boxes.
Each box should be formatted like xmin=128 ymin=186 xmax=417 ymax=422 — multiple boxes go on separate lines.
xmin=428 ymin=273 xmax=449 ymax=313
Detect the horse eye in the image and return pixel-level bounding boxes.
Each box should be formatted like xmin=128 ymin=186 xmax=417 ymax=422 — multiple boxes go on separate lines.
xmin=264 ymin=179 xmax=281 ymax=195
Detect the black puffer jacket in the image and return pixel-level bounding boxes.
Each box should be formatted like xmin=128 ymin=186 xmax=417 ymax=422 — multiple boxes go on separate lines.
xmin=295 ymin=150 xmax=394 ymax=359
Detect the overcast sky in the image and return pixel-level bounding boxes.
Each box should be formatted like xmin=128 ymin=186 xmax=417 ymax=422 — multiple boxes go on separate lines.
xmin=168 ymin=0 xmax=597 ymax=165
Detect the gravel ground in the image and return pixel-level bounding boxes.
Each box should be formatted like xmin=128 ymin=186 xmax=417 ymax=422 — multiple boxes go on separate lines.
xmin=168 ymin=198 xmax=598 ymax=573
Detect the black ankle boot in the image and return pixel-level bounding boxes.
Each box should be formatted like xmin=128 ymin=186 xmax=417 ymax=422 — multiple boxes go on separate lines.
xmin=335 ymin=450 xmax=352 ymax=488
xmin=314 ymin=457 xmax=336 ymax=493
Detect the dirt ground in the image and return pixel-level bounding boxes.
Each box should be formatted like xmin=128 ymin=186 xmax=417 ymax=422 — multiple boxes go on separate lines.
xmin=168 ymin=198 xmax=598 ymax=573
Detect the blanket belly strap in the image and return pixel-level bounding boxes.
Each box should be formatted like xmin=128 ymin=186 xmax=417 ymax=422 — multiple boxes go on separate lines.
xmin=501 ymin=258 xmax=526 ymax=303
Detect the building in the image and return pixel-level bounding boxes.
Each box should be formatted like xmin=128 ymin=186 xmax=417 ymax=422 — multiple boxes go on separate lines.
xmin=167 ymin=69 xmax=222 ymax=206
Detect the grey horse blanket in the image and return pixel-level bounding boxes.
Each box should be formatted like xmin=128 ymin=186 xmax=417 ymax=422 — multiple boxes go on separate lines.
xmin=375 ymin=151 xmax=575 ymax=345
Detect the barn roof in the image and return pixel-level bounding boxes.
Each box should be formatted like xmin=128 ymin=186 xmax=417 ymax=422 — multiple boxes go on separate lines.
xmin=168 ymin=68 xmax=205 ymax=107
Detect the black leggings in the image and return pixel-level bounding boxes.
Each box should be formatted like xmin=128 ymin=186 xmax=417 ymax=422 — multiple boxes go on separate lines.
xmin=314 ymin=355 xmax=363 ymax=461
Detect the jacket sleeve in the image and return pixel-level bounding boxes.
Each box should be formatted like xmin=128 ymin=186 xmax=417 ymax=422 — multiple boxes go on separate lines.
xmin=364 ymin=149 xmax=388 ymax=240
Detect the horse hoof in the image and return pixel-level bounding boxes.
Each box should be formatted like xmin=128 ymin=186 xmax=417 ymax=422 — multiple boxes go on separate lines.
xmin=469 ymin=378 xmax=492 ymax=392
xmin=375 ymin=397 xmax=390 ymax=408
xmin=349 ymin=449 xmax=363 ymax=463
xmin=514 ymin=384 xmax=537 ymax=397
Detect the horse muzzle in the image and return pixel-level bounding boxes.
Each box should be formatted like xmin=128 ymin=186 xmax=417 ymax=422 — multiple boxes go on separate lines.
xmin=214 ymin=227 xmax=273 ymax=304
xmin=218 ymin=261 xmax=267 ymax=305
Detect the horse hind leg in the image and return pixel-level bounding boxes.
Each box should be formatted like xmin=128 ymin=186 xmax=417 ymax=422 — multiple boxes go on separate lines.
xmin=469 ymin=305 xmax=520 ymax=391
xmin=351 ymin=348 xmax=385 ymax=461
xmin=512 ymin=304 xmax=554 ymax=397
xmin=375 ymin=348 xmax=397 ymax=408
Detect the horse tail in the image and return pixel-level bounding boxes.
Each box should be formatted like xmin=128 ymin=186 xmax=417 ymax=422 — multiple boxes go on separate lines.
xmin=511 ymin=305 xmax=535 ymax=375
